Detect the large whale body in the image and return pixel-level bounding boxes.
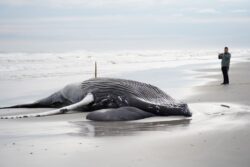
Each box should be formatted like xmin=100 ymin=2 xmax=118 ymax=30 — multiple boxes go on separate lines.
xmin=0 ymin=78 xmax=192 ymax=121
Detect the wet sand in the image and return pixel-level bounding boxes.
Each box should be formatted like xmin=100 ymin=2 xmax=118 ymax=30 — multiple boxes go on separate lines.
xmin=188 ymin=62 xmax=250 ymax=105
xmin=0 ymin=61 xmax=250 ymax=167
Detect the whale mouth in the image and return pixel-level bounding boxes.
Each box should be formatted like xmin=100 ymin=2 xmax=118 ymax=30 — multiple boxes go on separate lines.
xmin=170 ymin=103 xmax=192 ymax=117
xmin=183 ymin=104 xmax=192 ymax=117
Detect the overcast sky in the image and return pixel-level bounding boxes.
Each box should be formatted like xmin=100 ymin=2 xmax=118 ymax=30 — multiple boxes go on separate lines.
xmin=0 ymin=0 xmax=249 ymax=52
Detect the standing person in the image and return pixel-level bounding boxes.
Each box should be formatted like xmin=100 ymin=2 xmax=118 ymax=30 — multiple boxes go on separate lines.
xmin=218 ymin=47 xmax=231 ymax=85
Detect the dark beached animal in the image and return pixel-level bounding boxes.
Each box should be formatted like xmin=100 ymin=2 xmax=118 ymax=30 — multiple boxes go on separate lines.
xmin=0 ymin=78 xmax=192 ymax=121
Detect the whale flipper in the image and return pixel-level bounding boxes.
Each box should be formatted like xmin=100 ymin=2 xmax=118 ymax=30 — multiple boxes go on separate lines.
xmin=86 ymin=107 xmax=155 ymax=121
xmin=0 ymin=93 xmax=94 ymax=119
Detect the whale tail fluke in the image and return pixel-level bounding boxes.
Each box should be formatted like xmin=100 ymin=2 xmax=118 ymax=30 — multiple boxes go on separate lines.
xmin=0 ymin=102 xmax=44 ymax=109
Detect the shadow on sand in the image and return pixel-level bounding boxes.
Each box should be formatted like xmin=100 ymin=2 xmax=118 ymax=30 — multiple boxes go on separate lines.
xmin=69 ymin=118 xmax=191 ymax=137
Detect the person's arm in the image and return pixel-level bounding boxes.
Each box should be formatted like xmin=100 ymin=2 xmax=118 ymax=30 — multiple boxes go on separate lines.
xmin=218 ymin=53 xmax=223 ymax=59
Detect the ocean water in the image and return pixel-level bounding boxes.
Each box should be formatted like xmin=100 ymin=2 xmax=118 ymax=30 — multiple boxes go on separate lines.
xmin=0 ymin=49 xmax=249 ymax=81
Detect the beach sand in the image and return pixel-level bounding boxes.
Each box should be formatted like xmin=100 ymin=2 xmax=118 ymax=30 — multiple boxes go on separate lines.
xmin=188 ymin=62 xmax=250 ymax=105
xmin=0 ymin=60 xmax=250 ymax=167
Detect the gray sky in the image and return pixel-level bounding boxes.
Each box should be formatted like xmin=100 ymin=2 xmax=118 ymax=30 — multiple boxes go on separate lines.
xmin=0 ymin=0 xmax=249 ymax=52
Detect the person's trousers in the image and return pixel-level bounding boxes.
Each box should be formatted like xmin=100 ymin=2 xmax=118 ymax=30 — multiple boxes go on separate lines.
xmin=221 ymin=66 xmax=229 ymax=84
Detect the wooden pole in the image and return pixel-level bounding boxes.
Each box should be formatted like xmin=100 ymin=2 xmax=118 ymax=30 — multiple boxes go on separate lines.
xmin=95 ymin=61 xmax=97 ymax=78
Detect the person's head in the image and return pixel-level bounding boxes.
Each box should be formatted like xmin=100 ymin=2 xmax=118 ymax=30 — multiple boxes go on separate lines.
xmin=224 ymin=47 xmax=229 ymax=53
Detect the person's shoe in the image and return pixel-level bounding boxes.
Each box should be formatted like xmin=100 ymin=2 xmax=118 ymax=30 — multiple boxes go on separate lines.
xmin=221 ymin=83 xmax=225 ymax=85
xmin=224 ymin=82 xmax=229 ymax=85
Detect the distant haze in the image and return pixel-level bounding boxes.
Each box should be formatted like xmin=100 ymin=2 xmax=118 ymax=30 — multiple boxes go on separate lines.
xmin=0 ymin=0 xmax=249 ymax=52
